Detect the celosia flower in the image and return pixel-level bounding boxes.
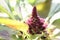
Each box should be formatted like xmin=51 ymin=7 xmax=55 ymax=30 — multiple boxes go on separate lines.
xmin=25 ymin=6 xmax=48 ymax=34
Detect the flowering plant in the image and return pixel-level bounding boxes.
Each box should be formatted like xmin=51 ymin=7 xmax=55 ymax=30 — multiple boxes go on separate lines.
xmin=0 ymin=0 xmax=60 ymax=40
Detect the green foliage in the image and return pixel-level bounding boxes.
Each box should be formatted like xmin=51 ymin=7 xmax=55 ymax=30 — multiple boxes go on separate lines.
xmin=28 ymin=0 xmax=36 ymax=5
xmin=49 ymin=12 xmax=60 ymax=25
xmin=53 ymin=19 xmax=60 ymax=28
xmin=0 ymin=5 xmax=15 ymax=19
xmin=47 ymin=4 xmax=60 ymax=20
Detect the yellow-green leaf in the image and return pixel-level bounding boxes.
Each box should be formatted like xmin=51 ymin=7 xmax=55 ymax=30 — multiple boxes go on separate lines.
xmin=0 ymin=5 xmax=15 ymax=19
xmin=0 ymin=18 xmax=29 ymax=33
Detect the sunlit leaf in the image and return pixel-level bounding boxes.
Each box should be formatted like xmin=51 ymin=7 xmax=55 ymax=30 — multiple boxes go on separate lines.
xmin=47 ymin=12 xmax=60 ymax=29
xmin=50 ymin=12 xmax=60 ymax=24
xmin=0 ymin=0 xmax=16 ymax=19
xmin=47 ymin=3 xmax=60 ymax=19
xmin=7 ymin=0 xmax=16 ymax=12
xmin=46 ymin=12 xmax=60 ymax=36
xmin=0 ymin=18 xmax=29 ymax=33
xmin=0 ymin=0 xmax=11 ymax=12
xmin=14 ymin=6 xmax=23 ymax=20
xmin=0 ymin=5 xmax=9 ymax=14
xmin=0 ymin=5 xmax=15 ymax=19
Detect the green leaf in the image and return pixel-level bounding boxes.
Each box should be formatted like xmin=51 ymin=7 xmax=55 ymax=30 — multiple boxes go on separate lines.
xmin=53 ymin=19 xmax=60 ymax=28
xmin=0 ymin=0 xmax=11 ymax=12
xmin=28 ymin=0 xmax=36 ymax=5
xmin=6 ymin=0 xmax=15 ymax=12
xmin=49 ymin=11 xmax=60 ymax=29
xmin=0 ymin=5 xmax=9 ymax=13
xmin=45 ymin=4 xmax=60 ymax=22
xmin=0 ymin=5 xmax=15 ymax=19
xmin=50 ymin=12 xmax=60 ymax=24
xmin=0 ymin=18 xmax=29 ymax=33
xmin=47 ymin=3 xmax=60 ymax=19
xmin=14 ymin=6 xmax=23 ymax=20
xmin=47 ymin=12 xmax=60 ymax=28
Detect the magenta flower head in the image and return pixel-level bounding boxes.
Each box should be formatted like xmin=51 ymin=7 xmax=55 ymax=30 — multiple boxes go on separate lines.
xmin=25 ymin=6 xmax=48 ymax=34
